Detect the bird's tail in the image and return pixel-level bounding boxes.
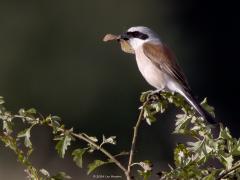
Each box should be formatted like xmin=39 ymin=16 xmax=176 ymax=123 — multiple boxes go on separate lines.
xmin=177 ymin=89 xmax=218 ymax=124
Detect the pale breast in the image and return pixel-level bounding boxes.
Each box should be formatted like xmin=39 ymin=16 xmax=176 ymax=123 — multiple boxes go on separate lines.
xmin=135 ymin=47 xmax=167 ymax=90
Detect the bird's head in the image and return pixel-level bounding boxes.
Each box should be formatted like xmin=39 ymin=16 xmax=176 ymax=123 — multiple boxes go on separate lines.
xmin=120 ymin=26 xmax=161 ymax=50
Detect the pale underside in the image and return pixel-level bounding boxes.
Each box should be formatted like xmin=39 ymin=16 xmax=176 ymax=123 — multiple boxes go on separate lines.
xmin=135 ymin=42 xmax=190 ymax=95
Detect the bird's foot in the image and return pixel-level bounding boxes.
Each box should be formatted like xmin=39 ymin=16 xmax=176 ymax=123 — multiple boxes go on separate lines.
xmin=147 ymin=90 xmax=162 ymax=102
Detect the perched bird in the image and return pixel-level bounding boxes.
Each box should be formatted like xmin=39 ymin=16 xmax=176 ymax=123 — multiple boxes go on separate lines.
xmin=117 ymin=26 xmax=217 ymax=124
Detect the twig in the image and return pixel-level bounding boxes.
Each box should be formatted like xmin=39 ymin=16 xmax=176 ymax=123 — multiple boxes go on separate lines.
xmin=54 ymin=126 xmax=131 ymax=180
xmin=13 ymin=99 xmax=151 ymax=180
xmin=12 ymin=114 xmax=131 ymax=179
xmin=127 ymin=101 xmax=148 ymax=176
xmin=74 ymin=132 xmax=130 ymax=179
xmin=217 ymin=161 xmax=240 ymax=180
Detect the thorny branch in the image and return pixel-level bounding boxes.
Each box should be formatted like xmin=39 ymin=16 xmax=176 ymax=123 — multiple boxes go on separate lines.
xmin=1 ymin=92 xmax=240 ymax=179
xmin=47 ymin=121 xmax=132 ymax=180
xmin=127 ymin=101 xmax=148 ymax=175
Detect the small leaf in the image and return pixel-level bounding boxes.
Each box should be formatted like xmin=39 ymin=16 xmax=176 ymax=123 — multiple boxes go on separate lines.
xmin=232 ymin=139 xmax=240 ymax=156
xmin=0 ymin=135 xmax=17 ymax=152
xmin=51 ymin=115 xmax=61 ymax=121
xmin=17 ymin=126 xmax=34 ymax=148
xmin=88 ymin=136 xmax=98 ymax=142
xmin=139 ymin=160 xmax=152 ymax=172
xmin=202 ymin=170 xmax=217 ymax=180
xmin=173 ymin=114 xmax=191 ymax=134
xmin=87 ymin=160 xmax=112 ymax=175
xmin=72 ymin=148 xmax=87 ymax=168
xmin=174 ymin=144 xmax=191 ymax=167
xmin=143 ymin=107 xmax=156 ymax=125
xmin=101 ymin=135 xmax=116 ymax=147
xmin=40 ymin=169 xmax=50 ymax=177
xmin=140 ymin=91 xmax=152 ymax=102
xmin=219 ymin=126 xmax=232 ymax=140
xmin=55 ymin=134 xmax=72 ymax=158
xmin=51 ymin=172 xmax=71 ymax=180
xmin=87 ymin=143 xmax=97 ymax=153
xmin=26 ymin=108 xmax=37 ymax=114
xmin=201 ymin=98 xmax=215 ymax=117
xmin=0 ymin=96 xmax=5 ymax=104
xmin=218 ymin=154 xmax=233 ymax=170
xmin=3 ymin=120 xmax=13 ymax=134
xmin=50 ymin=116 xmax=61 ymax=134
xmin=138 ymin=169 xmax=152 ymax=180
xmin=18 ymin=108 xmax=26 ymax=116
xmin=82 ymin=133 xmax=98 ymax=142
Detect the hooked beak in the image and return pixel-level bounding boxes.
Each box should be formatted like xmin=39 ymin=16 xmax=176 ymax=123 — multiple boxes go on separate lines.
xmin=119 ymin=32 xmax=130 ymax=41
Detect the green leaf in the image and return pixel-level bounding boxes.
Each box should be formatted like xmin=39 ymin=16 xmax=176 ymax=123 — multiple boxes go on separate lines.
xmin=87 ymin=160 xmax=112 ymax=175
xmin=55 ymin=134 xmax=72 ymax=158
xmin=50 ymin=116 xmax=61 ymax=134
xmin=174 ymin=144 xmax=191 ymax=167
xmin=202 ymin=170 xmax=217 ymax=180
xmin=140 ymin=91 xmax=152 ymax=102
xmin=3 ymin=120 xmax=13 ymax=134
xmin=138 ymin=169 xmax=152 ymax=180
xmin=18 ymin=108 xmax=26 ymax=116
xmin=51 ymin=172 xmax=71 ymax=180
xmin=173 ymin=114 xmax=192 ymax=134
xmin=40 ymin=168 xmax=50 ymax=177
xmin=218 ymin=154 xmax=233 ymax=170
xmin=152 ymin=101 xmax=167 ymax=113
xmin=26 ymin=108 xmax=37 ymax=114
xmin=139 ymin=160 xmax=152 ymax=172
xmin=187 ymin=141 xmax=203 ymax=152
xmin=72 ymin=148 xmax=87 ymax=168
xmin=201 ymin=98 xmax=215 ymax=117
xmin=0 ymin=135 xmax=17 ymax=152
xmin=17 ymin=126 xmax=34 ymax=148
xmin=101 ymin=135 xmax=116 ymax=147
xmin=219 ymin=126 xmax=232 ymax=140
xmin=0 ymin=96 xmax=5 ymax=104
xmin=232 ymin=139 xmax=240 ymax=156
xmin=143 ymin=106 xmax=156 ymax=125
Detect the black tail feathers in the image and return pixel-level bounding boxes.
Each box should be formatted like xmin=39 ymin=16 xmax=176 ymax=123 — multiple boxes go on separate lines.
xmin=179 ymin=90 xmax=218 ymax=124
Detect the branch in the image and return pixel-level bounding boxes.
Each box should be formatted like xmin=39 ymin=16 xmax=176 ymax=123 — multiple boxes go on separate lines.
xmin=14 ymin=113 xmax=131 ymax=179
xmin=217 ymin=161 xmax=240 ymax=180
xmin=127 ymin=101 xmax=148 ymax=176
xmin=51 ymin=125 xmax=131 ymax=180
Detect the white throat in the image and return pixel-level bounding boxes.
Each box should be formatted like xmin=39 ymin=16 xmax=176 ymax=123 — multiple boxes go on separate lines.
xmin=129 ymin=38 xmax=146 ymax=49
xmin=129 ymin=38 xmax=162 ymax=51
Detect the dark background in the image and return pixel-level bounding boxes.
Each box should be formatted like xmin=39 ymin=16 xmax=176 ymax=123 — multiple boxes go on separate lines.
xmin=0 ymin=0 xmax=239 ymax=179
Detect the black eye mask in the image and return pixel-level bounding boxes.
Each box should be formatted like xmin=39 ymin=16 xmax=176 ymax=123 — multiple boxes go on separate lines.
xmin=127 ymin=31 xmax=149 ymax=40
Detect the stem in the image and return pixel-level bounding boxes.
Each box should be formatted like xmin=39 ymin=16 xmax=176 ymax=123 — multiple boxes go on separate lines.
xmin=15 ymin=112 xmax=132 ymax=179
xmin=74 ymin=132 xmax=130 ymax=179
xmin=10 ymin=114 xmax=131 ymax=179
xmin=217 ymin=161 xmax=240 ymax=179
xmin=127 ymin=101 xmax=147 ymax=176
xmin=55 ymin=126 xmax=131 ymax=180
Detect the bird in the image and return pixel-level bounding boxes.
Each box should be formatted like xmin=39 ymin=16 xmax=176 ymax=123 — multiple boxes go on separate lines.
xmin=117 ymin=26 xmax=217 ymax=124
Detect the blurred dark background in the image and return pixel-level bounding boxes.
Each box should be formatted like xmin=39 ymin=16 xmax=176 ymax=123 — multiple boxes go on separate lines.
xmin=0 ymin=0 xmax=239 ymax=179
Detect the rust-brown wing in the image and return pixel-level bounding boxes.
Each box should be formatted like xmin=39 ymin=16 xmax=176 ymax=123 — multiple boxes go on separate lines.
xmin=143 ymin=42 xmax=190 ymax=91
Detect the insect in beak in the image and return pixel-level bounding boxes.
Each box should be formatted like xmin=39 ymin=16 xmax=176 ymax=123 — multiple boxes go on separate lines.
xmin=103 ymin=33 xmax=134 ymax=54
